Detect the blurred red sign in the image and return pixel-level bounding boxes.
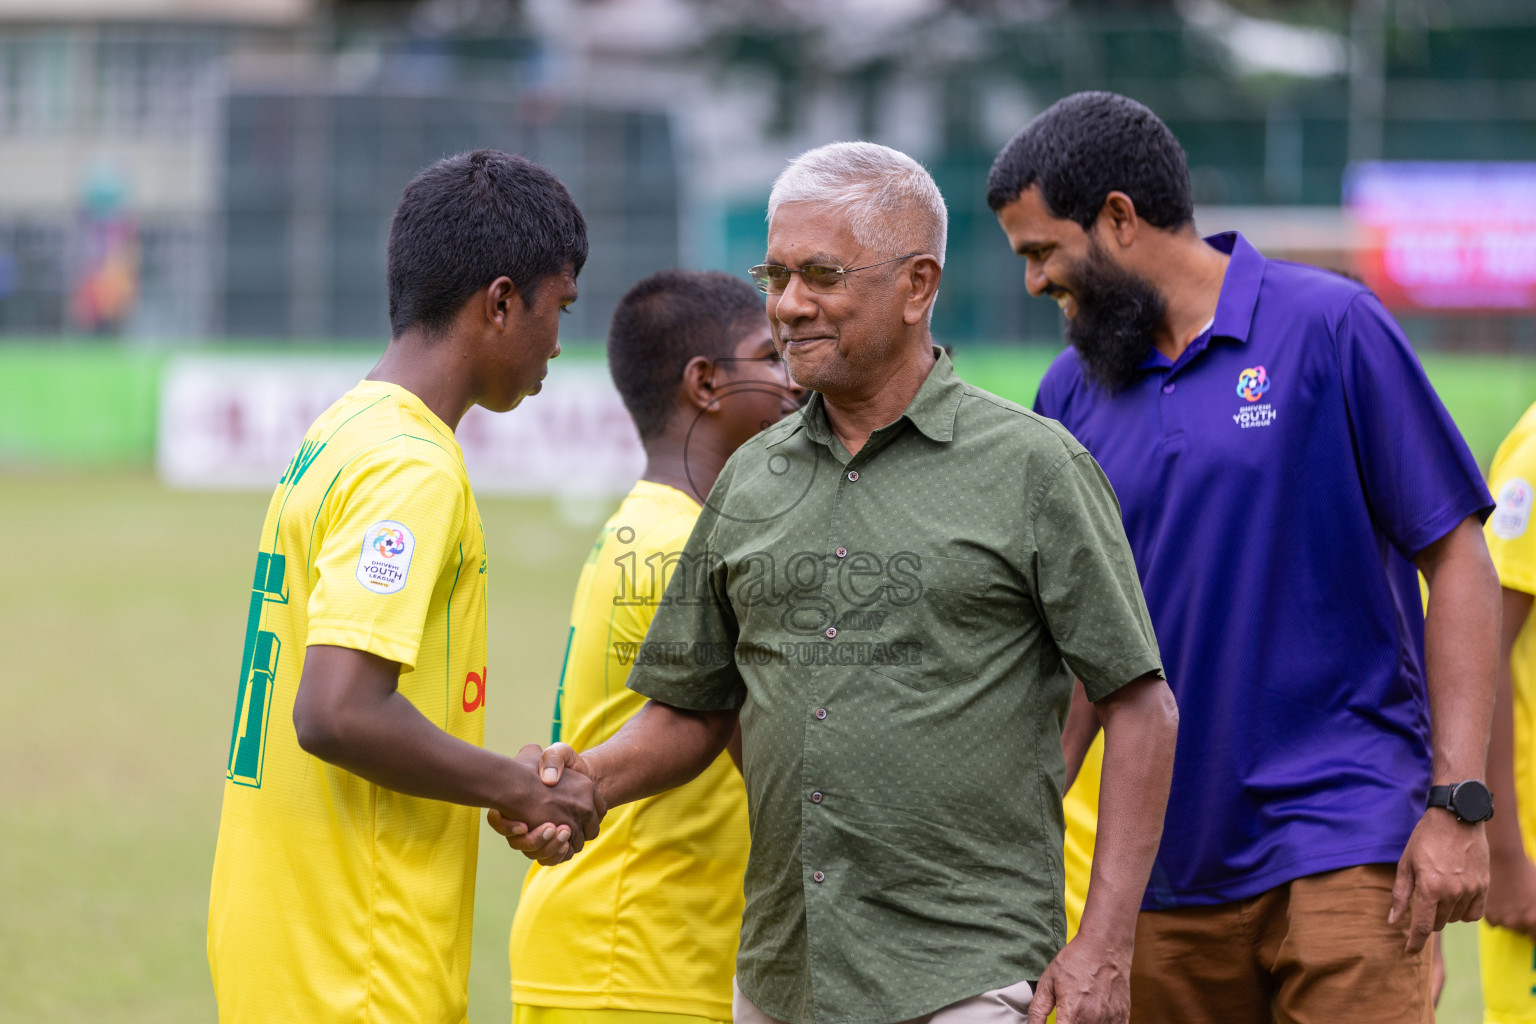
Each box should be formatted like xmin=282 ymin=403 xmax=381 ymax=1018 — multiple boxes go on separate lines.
xmin=158 ymin=355 xmax=643 ymax=495
xmin=1346 ymin=162 xmax=1536 ymax=311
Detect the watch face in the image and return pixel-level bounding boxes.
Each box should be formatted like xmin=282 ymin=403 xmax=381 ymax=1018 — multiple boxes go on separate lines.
xmin=1452 ymin=781 xmax=1494 ymax=822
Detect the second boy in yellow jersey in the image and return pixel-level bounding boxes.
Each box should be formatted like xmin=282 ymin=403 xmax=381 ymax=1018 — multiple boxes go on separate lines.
xmin=506 ymin=270 xmax=802 ymax=1024
xmin=208 ymin=150 xmax=602 ymax=1024
xmin=1481 ymin=401 xmax=1536 ymax=1024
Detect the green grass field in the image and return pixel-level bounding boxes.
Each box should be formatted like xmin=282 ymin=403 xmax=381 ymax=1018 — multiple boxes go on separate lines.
xmin=0 ymin=470 xmax=1488 ymax=1022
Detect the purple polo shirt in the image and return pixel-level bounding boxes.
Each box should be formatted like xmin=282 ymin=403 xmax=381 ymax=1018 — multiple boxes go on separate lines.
xmin=1035 ymin=232 xmax=1493 ymax=909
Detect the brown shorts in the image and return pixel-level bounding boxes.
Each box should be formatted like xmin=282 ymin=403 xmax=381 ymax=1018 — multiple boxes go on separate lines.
xmin=1130 ymin=864 xmax=1432 ymax=1024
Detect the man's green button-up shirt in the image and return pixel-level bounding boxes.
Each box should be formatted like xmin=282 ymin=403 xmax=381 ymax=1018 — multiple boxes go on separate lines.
xmin=628 ymin=351 xmax=1162 ymax=1024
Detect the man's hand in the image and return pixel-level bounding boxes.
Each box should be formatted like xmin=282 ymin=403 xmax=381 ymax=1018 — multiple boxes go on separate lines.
xmin=1485 ymin=845 xmax=1536 ymax=939
xmin=1027 ymin=933 xmax=1131 ymax=1024
xmin=1043 ymin=673 xmax=1173 ymax=1024
xmin=489 ymin=702 xmax=737 ymax=864
xmin=488 ymin=743 xmax=604 ymax=866
xmin=488 ymin=743 xmax=604 ymax=865
xmin=1389 ymin=810 xmax=1490 ymax=954
xmin=486 ymin=745 xmax=569 ymax=864
xmin=1405 ymin=516 xmax=1498 ymax=955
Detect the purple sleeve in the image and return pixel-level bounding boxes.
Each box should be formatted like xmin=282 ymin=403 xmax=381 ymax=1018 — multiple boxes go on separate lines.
xmin=1334 ymin=291 xmax=1493 ymax=557
xmin=1032 ymin=379 xmax=1054 ymax=418
xmin=1032 ymin=350 xmax=1074 ymax=422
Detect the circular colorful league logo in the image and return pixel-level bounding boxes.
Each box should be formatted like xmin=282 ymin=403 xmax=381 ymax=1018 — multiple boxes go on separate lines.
xmin=1236 ymin=365 xmax=1270 ymax=402
xmin=373 ymin=527 xmax=407 ymax=558
xmin=1492 ymin=477 xmax=1535 ymax=540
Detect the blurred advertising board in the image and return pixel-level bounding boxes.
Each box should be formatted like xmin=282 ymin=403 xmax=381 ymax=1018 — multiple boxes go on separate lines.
xmin=1346 ymin=162 xmax=1536 ymax=311
xmin=157 ymin=354 xmax=643 ymax=495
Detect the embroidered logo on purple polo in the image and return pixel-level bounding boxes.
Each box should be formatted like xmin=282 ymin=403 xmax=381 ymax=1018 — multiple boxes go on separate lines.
xmin=1236 ymin=366 xmax=1270 ymax=402
xmin=1233 ymin=366 xmax=1278 ymax=429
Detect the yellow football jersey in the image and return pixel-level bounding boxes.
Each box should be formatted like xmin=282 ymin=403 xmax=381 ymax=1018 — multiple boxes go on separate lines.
xmin=208 ymin=380 xmax=488 ymax=1024
xmin=1062 ymin=732 xmax=1103 ymax=940
xmin=510 ymin=481 xmax=749 ymax=1021
xmin=1481 ymin=400 xmax=1536 ymax=1024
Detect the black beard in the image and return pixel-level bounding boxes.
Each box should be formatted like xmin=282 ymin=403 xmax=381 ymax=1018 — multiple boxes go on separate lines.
xmin=1059 ymin=242 xmax=1167 ymax=395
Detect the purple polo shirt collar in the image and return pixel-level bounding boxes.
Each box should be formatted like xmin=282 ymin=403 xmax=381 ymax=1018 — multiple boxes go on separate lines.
xmin=1138 ymin=231 xmax=1264 ymax=372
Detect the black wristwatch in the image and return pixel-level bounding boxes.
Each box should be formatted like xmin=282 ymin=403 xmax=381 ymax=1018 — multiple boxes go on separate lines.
xmin=1426 ymin=780 xmax=1494 ymax=823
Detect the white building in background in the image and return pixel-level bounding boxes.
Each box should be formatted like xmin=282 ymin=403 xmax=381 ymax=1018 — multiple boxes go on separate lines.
xmin=0 ymin=0 xmax=314 ymax=336
xmin=0 ymin=0 xmax=1411 ymax=342
xmin=0 ymin=0 xmax=1011 ymax=338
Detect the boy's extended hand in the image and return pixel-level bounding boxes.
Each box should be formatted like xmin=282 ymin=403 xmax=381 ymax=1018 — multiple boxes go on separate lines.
xmin=489 ymin=743 xmax=603 ymax=866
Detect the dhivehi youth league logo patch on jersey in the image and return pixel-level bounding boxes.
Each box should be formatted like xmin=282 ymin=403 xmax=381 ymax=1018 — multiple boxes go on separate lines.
xmin=1236 ymin=366 xmax=1270 ymax=402
xmin=1492 ymin=477 xmax=1534 ymax=540
xmin=356 ymin=520 xmax=416 ymax=594
xmin=1233 ymin=365 xmax=1278 ymax=429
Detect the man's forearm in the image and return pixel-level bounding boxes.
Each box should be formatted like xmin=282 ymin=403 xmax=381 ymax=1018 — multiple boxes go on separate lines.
xmin=294 ymin=645 xmax=531 ymax=812
xmin=300 ymin=683 xmax=527 ymax=809
xmin=1418 ymin=518 xmax=1500 ymax=784
xmin=582 ymin=700 xmax=737 ymax=808
xmin=1078 ymin=672 xmax=1178 ymax=945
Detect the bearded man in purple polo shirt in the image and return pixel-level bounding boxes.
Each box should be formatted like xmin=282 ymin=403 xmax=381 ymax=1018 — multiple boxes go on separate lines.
xmin=987 ymin=91 xmax=1500 ymax=1024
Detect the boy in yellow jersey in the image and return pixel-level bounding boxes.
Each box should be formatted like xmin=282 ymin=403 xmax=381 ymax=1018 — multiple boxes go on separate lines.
xmin=1481 ymin=401 xmax=1536 ymax=1024
xmin=207 ymin=150 xmax=603 ymax=1024
xmin=506 ymin=270 xmax=803 ymax=1024
xmin=1061 ymin=716 xmax=1105 ymax=940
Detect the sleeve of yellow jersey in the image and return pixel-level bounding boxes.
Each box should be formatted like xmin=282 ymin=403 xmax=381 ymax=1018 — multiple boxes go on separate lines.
xmin=616 ymin=514 xmax=700 ymax=646
xmin=1486 ymin=430 xmax=1536 ymax=598
xmin=306 ymin=443 xmax=466 ymax=670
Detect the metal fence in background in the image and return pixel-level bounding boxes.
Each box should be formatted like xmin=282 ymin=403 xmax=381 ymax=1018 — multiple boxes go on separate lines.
xmin=2 ymin=4 xmax=1536 ymax=346
xmin=217 ymin=84 xmax=679 ymax=343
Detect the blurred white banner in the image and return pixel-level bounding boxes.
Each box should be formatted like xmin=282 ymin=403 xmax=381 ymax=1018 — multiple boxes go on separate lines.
xmin=157 ymin=354 xmax=644 ymax=495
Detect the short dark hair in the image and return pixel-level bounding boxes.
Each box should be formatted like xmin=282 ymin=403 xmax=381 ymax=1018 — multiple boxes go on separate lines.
xmin=387 ymin=149 xmax=588 ymax=337
xmin=607 ymin=270 xmax=765 ymax=440
xmin=986 ymin=91 xmax=1193 ymax=231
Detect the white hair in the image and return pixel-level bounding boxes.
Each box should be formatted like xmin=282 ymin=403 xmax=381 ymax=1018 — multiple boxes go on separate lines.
xmin=767 ymin=141 xmax=947 ymax=267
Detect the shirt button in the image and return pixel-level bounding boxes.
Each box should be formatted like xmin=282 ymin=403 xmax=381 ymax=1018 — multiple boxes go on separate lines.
xmin=1162 ymin=382 xmax=1176 ymax=394
xmin=811 ymin=791 xmax=823 ymax=804
xmin=812 ymin=870 xmax=825 ymax=883
xmin=815 ymin=707 xmax=827 ymax=720
xmin=825 ymin=626 xmax=837 ymax=638
xmin=847 ymin=470 xmax=859 ymax=482
xmin=835 ymin=546 xmax=847 ymax=559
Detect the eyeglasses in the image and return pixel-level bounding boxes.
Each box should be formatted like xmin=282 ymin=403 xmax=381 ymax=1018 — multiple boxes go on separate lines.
xmin=715 ymin=353 xmax=791 ymax=380
xmin=748 ymin=252 xmax=921 ymax=294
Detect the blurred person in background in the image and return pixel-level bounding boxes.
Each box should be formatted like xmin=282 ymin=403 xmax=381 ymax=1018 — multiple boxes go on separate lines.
xmin=207 ymin=150 xmax=602 ymax=1024
xmin=1478 ymin=404 xmax=1536 ymax=1024
xmin=68 ymin=162 xmax=138 ymax=335
xmin=990 ymin=91 xmax=1499 ymax=1024
xmin=501 ymin=141 xmax=1179 ymax=1024
xmin=504 ymin=269 xmax=804 ymax=1024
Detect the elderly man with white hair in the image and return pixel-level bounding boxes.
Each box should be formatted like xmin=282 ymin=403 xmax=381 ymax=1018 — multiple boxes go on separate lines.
xmin=500 ymin=142 xmax=1179 ymax=1024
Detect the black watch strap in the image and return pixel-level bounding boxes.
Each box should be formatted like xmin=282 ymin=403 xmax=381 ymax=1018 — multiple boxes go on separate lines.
xmin=1426 ymin=780 xmax=1494 ymax=823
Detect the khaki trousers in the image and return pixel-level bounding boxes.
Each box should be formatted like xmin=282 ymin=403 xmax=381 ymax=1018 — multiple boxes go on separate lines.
xmin=732 ymin=977 xmax=1033 ymax=1024
xmin=1130 ymin=864 xmax=1432 ymax=1024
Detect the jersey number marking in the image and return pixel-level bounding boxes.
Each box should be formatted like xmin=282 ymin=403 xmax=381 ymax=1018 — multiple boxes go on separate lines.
xmin=227 ymin=552 xmax=288 ymax=787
